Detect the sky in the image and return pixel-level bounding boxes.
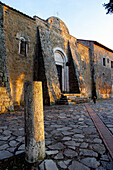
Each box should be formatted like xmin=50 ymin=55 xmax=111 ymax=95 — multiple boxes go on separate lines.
xmin=1 ymin=0 xmax=113 ymax=50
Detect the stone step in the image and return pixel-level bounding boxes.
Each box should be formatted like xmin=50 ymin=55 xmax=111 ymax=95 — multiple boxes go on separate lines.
xmin=63 ymin=93 xmax=81 ymax=97
xmin=57 ymin=94 xmax=90 ymax=105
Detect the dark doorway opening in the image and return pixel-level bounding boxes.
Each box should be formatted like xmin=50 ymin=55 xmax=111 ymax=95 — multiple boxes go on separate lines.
xmin=56 ymin=65 xmax=62 ymax=91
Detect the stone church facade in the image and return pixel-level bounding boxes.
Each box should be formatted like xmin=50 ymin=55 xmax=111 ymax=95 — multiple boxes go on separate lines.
xmin=0 ymin=2 xmax=113 ymax=113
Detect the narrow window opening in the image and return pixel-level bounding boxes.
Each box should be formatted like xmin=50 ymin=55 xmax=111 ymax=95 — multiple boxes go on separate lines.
xmin=111 ymin=61 xmax=113 ymax=68
xmin=103 ymin=58 xmax=106 ymax=66
xmin=19 ymin=38 xmax=28 ymax=56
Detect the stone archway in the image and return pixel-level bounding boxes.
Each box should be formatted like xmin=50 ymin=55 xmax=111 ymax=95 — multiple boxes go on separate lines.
xmin=53 ymin=47 xmax=69 ymax=93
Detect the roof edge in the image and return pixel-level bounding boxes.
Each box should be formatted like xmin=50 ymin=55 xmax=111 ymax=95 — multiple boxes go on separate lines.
xmin=77 ymin=39 xmax=113 ymax=53
xmin=0 ymin=1 xmax=35 ymax=21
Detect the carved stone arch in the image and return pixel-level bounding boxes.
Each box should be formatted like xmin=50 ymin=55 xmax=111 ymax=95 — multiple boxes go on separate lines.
xmin=53 ymin=47 xmax=69 ymax=92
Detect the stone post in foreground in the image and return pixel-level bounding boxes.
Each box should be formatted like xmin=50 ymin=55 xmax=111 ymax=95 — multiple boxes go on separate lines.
xmin=24 ymin=81 xmax=45 ymax=163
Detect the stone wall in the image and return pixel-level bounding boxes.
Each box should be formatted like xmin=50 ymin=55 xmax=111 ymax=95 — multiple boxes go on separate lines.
xmin=77 ymin=42 xmax=91 ymax=97
xmin=77 ymin=39 xmax=113 ymax=98
xmin=0 ymin=4 xmax=13 ymax=113
xmin=35 ymin=16 xmax=91 ymax=104
xmin=1 ymin=2 xmax=111 ymax=108
xmin=94 ymin=44 xmax=113 ymax=98
xmin=3 ymin=4 xmax=37 ymax=106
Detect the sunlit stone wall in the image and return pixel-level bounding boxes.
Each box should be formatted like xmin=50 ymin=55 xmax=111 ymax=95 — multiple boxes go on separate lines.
xmin=3 ymin=4 xmax=37 ymax=106
xmin=0 ymin=4 xmax=13 ymax=113
xmin=94 ymin=44 xmax=113 ymax=98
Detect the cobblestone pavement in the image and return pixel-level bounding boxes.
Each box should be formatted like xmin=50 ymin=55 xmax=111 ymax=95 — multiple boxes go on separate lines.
xmin=0 ymin=99 xmax=113 ymax=169
xmin=89 ymin=99 xmax=113 ymax=135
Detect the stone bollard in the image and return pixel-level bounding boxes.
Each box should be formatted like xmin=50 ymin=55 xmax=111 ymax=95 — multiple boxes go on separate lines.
xmin=24 ymin=81 xmax=45 ymax=163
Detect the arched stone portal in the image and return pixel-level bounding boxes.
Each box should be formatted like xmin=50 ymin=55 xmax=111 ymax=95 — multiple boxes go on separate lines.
xmin=53 ymin=47 xmax=69 ymax=93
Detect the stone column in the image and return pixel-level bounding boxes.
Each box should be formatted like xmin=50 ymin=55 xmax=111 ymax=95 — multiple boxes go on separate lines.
xmin=24 ymin=81 xmax=45 ymax=163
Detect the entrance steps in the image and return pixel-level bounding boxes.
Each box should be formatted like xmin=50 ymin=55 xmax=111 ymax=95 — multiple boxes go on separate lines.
xmin=57 ymin=93 xmax=90 ymax=105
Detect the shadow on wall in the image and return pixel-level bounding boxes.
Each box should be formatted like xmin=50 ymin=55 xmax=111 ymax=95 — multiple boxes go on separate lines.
xmin=67 ymin=41 xmax=80 ymax=94
xmin=33 ymin=27 xmax=50 ymax=105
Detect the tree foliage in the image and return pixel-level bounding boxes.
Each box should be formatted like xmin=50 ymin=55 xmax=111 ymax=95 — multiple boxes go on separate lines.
xmin=104 ymin=0 xmax=113 ymax=14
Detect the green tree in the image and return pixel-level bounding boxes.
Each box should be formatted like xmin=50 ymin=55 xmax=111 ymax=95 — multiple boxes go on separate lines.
xmin=104 ymin=0 xmax=113 ymax=14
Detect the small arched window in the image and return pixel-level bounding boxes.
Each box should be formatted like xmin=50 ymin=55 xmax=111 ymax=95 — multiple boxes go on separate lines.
xmin=19 ymin=37 xmax=28 ymax=56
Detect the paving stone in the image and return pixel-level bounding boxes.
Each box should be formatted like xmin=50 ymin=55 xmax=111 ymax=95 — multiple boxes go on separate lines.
xmin=0 ymin=129 xmax=3 ymax=133
xmin=48 ymin=142 xmax=65 ymax=150
xmin=69 ymin=160 xmax=90 ymax=170
xmin=45 ymin=159 xmax=58 ymax=170
xmin=18 ymin=144 xmax=25 ymax=150
xmin=0 ymin=126 xmax=7 ymax=130
xmin=80 ymin=157 xmax=100 ymax=169
xmin=62 ymin=137 xmax=71 ymax=141
xmin=64 ymin=149 xmax=78 ymax=158
xmin=64 ymin=141 xmax=76 ymax=146
xmin=73 ymin=138 xmax=84 ymax=142
xmin=7 ymin=147 xmax=15 ymax=153
xmin=45 ymin=140 xmax=53 ymax=145
xmin=73 ymin=134 xmax=84 ymax=138
xmin=3 ymin=130 xmax=11 ymax=135
xmin=57 ymin=127 xmax=72 ymax=131
xmin=93 ymin=138 xmax=102 ymax=144
xmin=68 ymin=145 xmax=76 ymax=150
xmin=0 ymin=141 xmax=6 ymax=146
xmin=0 ymin=144 xmax=9 ymax=150
xmin=8 ymin=136 xmax=16 ymax=141
xmin=101 ymin=161 xmax=113 ymax=169
xmin=57 ymin=161 xmax=67 ymax=169
xmin=80 ymin=142 xmax=88 ymax=148
xmin=39 ymin=161 xmax=44 ymax=170
xmin=89 ymin=144 xmax=106 ymax=154
xmin=100 ymin=154 xmax=110 ymax=161
xmin=46 ymin=150 xmax=58 ymax=155
xmin=0 ymin=136 xmax=10 ymax=140
xmin=83 ymin=127 xmax=97 ymax=135
xmin=79 ymin=149 xmax=98 ymax=157
xmin=16 ymin=136 xmax=24 ymax=142
xmin=71 ymin=129 xmax=82 ymax=133
xmin=54 ymin=152 xmax=64 ymax=159
xmin=62 ymin=131 xmax=74 ymax=135
xmin=9 ymin=140 xmax=19 ymax=147
xmin=0 ymin=151 xmax=13 ymax=160
xmin=64 ymin=160 xmax=71 ymax=165
xmin=15 ymin=150 xmax=24 ymax=155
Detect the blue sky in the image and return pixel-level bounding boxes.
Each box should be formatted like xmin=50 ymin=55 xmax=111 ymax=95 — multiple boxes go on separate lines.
xmin=1 ymin=0 xmax=113 ymax=49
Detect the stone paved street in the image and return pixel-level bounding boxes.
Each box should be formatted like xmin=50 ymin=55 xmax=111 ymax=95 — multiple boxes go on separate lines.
xmin=0 ymin=99 xmax=113 ymax=169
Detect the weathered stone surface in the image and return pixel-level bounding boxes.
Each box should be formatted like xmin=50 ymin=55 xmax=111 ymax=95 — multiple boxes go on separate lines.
xmin=64 ymin=140 xmax=76 ymax=146
xmin=69 ymin=160 xmax=90 ymax=170
xmin=0 ymin=144 xmax=9 ymax=150
xmin=0 ymin=151 xmax=13 ymax=160
xmin=64 ymin=149 xmax=78 ymax=158
xmin=89 ymin=144 xmax=106 ymax=154
xmin=57 ymin=127 xmax=72 ymax=131
xmin=80 ymin=142 xmax=88 ymax=148
xmin=93 ymin=138 xmax=102 ymax=144
xmin=3 ymin=130 xmax=11 ymax=135
xmin=48 ymin=142 xmax=65 ymax=150
xmin=64 ymin=160 xmax=71 ymax=165
xmin=79 ymin=149 xmax=98 ymax=157
xmin=45 ymin=160 xmax=58 ymax=170
xmin=62 ymin=137 xmax=71 ymax=141
xmin=46 ymin=150 xmax=58 ymax=155
xmin=57 ymin=161 xmax=67 ymax=169
xmin=39 ymin=161 xmax=44 ymax=170
xmin=9 ymin=140 xmax=19 ymax=147
xmin=80 ymin=158 xmax=100 ymax=168
xmin=18 ymin=144 xmax=25 ymax=150
xmin=54 ymin=153 xmax=64 ymax=159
